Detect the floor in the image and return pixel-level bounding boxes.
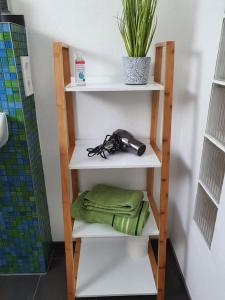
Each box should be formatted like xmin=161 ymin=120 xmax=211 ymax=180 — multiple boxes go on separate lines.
xmin=0 ymin=240 xmax=190 ymax=300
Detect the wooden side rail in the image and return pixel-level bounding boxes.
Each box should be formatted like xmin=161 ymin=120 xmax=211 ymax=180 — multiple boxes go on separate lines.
xmin=74 ymin=239 xmax=81 ymax=292
xmin=148 ymin=41 xmax=175 ymax=300
xmin=53 ymin=42 xmax=79 ymax=300
xmin=150 ymin=141 xmax=162 ymax=162
xmin=157 ymin=41 xmax=175 ymax=300
xmin=147 ymin=193 xmax=160 ymax=228
xmin=147 ymin=42 xmax=163 ymax=210
xmin=155 ymin=41 xmax=168 ymax=48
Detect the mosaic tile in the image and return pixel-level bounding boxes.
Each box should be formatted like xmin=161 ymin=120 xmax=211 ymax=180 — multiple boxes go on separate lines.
xmin=0 ymin=22 xmax=51 ymax=273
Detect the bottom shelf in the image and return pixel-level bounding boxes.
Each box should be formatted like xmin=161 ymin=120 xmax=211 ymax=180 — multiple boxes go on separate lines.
xmin=76 ymin=237 xmax=157 ymax=297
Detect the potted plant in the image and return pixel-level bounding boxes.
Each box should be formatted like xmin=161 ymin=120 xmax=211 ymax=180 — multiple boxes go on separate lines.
xmin=118 ymin=0 xmax=157 ymax=85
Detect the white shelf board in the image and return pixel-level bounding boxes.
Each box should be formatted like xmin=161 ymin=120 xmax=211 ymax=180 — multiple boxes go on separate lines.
xmin=213 ymin=79 xmax=225 ymax=87
xmin=76 ymin=237 xmax=157 ymax=297
xmin=72 ymin=192 xmax=159 ymax=238
xmin=205 ymin=133 xmax=225 ymax=153
xmin=69 ymin=139 xmax=161 ymax=169
xmin=65 ymin=77 xmax=164 ymax=92
xmin=199 ymin=180 xmax=218 ymax=208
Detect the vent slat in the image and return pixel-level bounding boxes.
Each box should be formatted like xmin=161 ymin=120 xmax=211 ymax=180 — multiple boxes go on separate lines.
xmin=215 ymin=20 xmax=225 ymax=80
xmin=200 ymin=139 xmax=225 ymax=203
xmin=194 ymin=185 xmax=218 ymax=247
xmin=206 ymin=85 xmax=225 ymax=146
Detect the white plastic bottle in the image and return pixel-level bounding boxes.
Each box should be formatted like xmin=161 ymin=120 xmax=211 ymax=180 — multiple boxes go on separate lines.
xmin=74 ymin=53 xmax=86 ymax=86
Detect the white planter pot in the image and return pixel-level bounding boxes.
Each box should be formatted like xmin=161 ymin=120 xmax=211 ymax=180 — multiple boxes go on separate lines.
xmin=123 ymin=57 xmax=151 ymax=85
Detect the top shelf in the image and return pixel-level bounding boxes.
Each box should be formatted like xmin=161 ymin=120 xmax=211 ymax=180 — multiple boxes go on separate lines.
xmin=65 ymin=77 xmax=164 ymax=92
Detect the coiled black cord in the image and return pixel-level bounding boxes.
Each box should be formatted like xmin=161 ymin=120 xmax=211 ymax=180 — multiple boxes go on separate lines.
xmin=87 ymin=133 xmax=122 ymax=159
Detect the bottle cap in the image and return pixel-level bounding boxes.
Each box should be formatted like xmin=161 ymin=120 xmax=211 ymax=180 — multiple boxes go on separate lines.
xmin=75 ymin=52 xmax=84 ymax=61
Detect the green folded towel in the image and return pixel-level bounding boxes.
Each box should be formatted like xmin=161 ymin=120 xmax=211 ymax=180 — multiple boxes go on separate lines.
xmin=83 ymin=184 xmax=143 ymax=217
xmin=71 ymin=191 xmax=150 ymax=236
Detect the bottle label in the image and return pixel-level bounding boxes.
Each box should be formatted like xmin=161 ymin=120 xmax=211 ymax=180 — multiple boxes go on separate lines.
xmin=75 ymin=61 xmax=85 ymax=85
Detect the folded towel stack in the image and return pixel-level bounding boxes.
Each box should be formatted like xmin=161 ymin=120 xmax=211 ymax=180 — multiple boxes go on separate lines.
xmin=71 ymin=184 xmax=150 ymax=236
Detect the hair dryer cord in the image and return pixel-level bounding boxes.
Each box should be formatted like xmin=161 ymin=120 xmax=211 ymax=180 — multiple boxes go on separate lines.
xmin=87 ymin=133 xmax=122 ymax=159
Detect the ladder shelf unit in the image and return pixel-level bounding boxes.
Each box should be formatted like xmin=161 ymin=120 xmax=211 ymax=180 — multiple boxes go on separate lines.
xmin=53 ymin=41 xmax=175 ymax=300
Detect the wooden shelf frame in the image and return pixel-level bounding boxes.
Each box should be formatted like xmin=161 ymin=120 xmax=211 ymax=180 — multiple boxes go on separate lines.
xmin=53 ymin=40 xmax=175 ymax=300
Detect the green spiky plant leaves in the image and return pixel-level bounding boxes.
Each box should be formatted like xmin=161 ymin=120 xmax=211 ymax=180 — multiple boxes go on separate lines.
xmin=118 ymin=0 xmax=157 ymax=57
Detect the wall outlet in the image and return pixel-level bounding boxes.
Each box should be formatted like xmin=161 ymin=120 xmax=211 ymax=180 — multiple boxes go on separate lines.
xmin=21 ymin=56 xmax=34 ymax=97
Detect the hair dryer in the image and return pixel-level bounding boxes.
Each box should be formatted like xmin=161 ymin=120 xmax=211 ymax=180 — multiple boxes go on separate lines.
xmin=87 ymin=129 xmax=146 ymax=159
xmin=113 ymin=129 xmax=146 ymax=156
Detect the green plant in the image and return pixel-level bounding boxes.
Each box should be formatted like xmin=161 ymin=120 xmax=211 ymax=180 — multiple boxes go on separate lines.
xmin=118 ymin=0 xmax=157 ymax=57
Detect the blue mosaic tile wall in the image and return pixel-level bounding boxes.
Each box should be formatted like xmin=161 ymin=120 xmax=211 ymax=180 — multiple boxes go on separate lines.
xmin=0 ymin=22 xmax=52 ymax=273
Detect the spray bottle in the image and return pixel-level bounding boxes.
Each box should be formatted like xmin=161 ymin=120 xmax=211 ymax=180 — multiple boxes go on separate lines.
xmin=74 ymin=52 xmax=86 ymax=86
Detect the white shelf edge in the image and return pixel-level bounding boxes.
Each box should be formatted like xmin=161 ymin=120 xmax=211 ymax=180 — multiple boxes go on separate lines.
xmin=198 ymin=180 xmax=219 ymax=208
xmin=69 ymin=139 xmax=161 ymax=170
xmin=76 ymin=237 xmax=157 ymax=297
xmin=65 ymin=79 xmax=164 ymax=92
xmin=213 ymin=79 xmax=225 ymax=87
xmin=72 ymin=192 xmax=159 ymax=239
xmin=205 ymin=133 xmax=225 ymax=153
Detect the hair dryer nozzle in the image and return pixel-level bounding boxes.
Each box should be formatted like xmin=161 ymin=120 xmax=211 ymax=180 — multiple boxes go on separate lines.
xmin=137 ymin=144 xmax=146 ymax=156
xmin=113 ymin=129 xmax=146 ymax=156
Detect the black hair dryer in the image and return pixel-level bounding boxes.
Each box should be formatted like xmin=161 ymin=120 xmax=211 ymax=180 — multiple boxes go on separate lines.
xmin=87 ymin=129 xmax=146 ymax=159
xmin=113 ymin=129 xmax=146 ymax=156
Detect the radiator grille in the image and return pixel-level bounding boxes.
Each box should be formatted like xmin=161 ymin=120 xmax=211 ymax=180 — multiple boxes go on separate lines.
xmin=194 ymin=185 xmax=218 ymax=247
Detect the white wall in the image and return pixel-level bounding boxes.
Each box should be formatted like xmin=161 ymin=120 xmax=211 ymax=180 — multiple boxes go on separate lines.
xmin=11 ymin=0 xmax=155 ymax=240
xmin=158 ymin=1 xmax=225 ymax=300
xmin=11 ymin=1 xmax=225 ymax=299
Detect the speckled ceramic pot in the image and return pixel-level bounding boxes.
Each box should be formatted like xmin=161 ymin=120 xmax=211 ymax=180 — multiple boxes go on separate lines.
xmin=123 ymin=57 xmax=151 ymax=85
